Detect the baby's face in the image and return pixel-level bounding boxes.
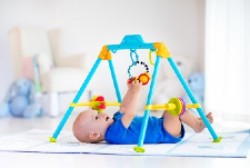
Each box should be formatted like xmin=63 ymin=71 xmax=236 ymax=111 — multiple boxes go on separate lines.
xmin=84 ymin=110 xmax=114 ymax=133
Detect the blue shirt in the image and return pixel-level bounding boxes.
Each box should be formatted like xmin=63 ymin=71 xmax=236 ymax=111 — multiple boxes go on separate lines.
xmin=105 ymin=112 xmax=185 ymax=144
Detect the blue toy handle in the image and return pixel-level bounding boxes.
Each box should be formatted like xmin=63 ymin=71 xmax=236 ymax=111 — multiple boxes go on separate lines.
xmin=108 ymin=35 xmax=154 ymax=51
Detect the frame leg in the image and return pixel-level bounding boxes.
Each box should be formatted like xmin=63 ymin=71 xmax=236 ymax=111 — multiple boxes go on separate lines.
xmin=167 ymin=57 xmax=221 ymax=142
xmin=135 ymin=56 xmax=161 ymax=152
xmin=50 ymin=58 xmax=102 ymax=142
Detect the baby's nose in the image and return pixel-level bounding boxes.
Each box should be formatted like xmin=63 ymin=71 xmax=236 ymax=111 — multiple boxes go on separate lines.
xmin=99 ymin=113 xmax=107 ymax=118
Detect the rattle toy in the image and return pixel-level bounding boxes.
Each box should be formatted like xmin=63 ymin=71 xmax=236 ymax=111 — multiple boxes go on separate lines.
xmin=127 ymin=72 xmax=151 ymax=85
xmin=145 ymin=97 xmax=200 ymax=116
xmin=70 ymin=95 xmax=121 ymax=113
xmin=50 ymin=34 xmax=221 ymax=152
xmin=90 ymin=96 xmax=106 ymax=113
xmin=127 ymin=50 xmax=151 ymax=85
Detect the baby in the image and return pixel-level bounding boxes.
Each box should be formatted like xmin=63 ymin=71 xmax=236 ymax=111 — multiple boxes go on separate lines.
xmin=72 ymin=80 xmax=213 ymax=144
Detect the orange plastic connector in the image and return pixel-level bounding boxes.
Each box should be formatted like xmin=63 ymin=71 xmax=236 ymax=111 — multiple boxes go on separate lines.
xmin=153 ymin=42 xmax=171 ymax=58
xmin=99 ymin=45 xmax=112 ymax=60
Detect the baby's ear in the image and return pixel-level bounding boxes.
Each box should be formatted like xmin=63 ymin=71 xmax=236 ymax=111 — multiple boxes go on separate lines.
xmin=89 ymin=132 xmax=101 ymax=140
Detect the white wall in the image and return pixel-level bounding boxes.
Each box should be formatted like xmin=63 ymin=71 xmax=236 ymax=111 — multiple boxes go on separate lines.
xmin=0 ymin=0 xmax=205 ymax=101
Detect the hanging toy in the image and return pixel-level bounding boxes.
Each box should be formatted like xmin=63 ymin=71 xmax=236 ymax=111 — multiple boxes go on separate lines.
xmin=127 ymin=50 xmax=151 ymax=85
xmin=128 ymin=71 xmax=151 ymax=85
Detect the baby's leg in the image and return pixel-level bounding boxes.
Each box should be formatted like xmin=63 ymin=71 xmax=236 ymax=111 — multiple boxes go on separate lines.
xmin=180 ymin=110 xmax=213 ymax=133
xmin=162 ymin=111 xmax=182 ymax=137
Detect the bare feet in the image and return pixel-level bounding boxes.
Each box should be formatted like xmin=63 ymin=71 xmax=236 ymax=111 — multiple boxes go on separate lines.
xmin=195 ymin=112 xmax=214 ymax=133
xmin=180 ymin=110 xmax=214 ymax=133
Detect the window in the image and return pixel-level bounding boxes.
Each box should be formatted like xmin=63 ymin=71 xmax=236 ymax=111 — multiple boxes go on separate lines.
xmin=205 ymin=0 xmax=250 ymax=122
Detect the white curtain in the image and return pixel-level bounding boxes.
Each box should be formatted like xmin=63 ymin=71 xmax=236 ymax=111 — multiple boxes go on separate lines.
xmin=205 ymin=0 xmax=250 ymax=122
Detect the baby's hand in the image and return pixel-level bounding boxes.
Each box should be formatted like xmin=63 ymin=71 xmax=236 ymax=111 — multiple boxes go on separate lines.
xmin=130 ymin=80 xmax=143 ymax=93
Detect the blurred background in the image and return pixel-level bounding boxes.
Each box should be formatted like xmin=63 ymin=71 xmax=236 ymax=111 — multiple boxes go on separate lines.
xmin=0 ymin=0 xmax=249 ymax=124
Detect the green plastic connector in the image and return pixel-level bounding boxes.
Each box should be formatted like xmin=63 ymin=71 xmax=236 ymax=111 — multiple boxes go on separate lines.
xmin=133 ymin=146 xmax=145 ymax=153
xmin=213 ymin=136 xmax=222 ymax=143
xmin=49 ymin=137 xmax=57 ymax=143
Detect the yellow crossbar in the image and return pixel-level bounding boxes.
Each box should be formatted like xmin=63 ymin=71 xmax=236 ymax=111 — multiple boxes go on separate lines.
xmin=70 ymin=101 xmax=121 ymax=107
xmin=145 ymin=103 xmax=201 ymax=110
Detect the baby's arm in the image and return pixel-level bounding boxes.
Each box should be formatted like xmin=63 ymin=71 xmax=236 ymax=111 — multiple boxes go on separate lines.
xmin=119 ymin=80 xmax=142 ymax=128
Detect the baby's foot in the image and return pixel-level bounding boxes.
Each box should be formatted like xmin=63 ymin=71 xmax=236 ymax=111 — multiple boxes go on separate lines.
xmin=195 ymin=112 xmax=213 ymax=133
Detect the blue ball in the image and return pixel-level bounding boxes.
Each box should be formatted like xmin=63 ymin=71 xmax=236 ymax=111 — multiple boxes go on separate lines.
xmin=9 ymin=96 xmax=29 ymax=117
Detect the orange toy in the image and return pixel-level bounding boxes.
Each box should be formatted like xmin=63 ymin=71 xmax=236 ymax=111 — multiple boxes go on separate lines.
xmin=127 ymin=72 xmax=151 ymax=85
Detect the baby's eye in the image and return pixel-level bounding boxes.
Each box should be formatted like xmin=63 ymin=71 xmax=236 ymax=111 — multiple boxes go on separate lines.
xmin=95 ymin=116 xmax=98 ymax=120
